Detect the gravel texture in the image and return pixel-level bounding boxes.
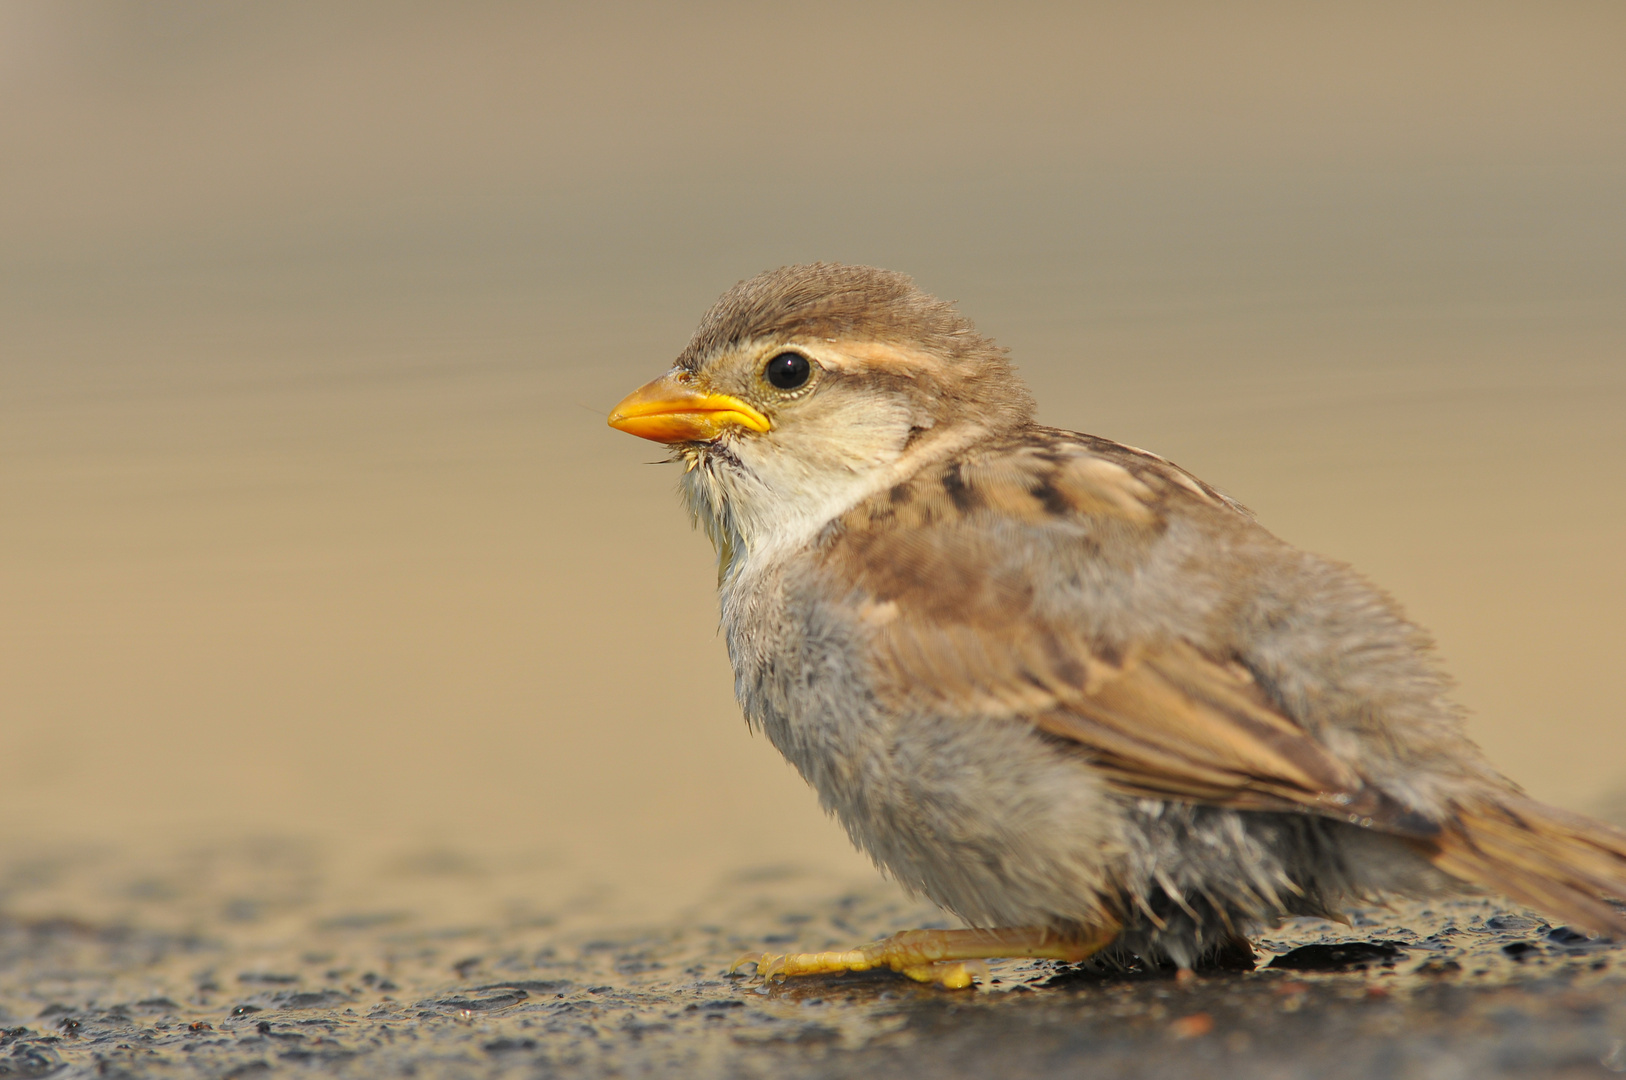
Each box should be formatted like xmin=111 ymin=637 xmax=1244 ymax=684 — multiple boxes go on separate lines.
xmin=2 ymin=843 xmax=1624 ymax=1079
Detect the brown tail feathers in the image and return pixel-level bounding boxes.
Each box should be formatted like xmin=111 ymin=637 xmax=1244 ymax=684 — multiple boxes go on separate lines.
xmin=1417 ymin=795 xmax=1626 ymax=937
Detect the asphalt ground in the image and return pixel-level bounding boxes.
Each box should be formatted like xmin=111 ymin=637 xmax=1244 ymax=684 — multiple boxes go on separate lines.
xmin=3 ymin=842 xmax=1624 ymax=1079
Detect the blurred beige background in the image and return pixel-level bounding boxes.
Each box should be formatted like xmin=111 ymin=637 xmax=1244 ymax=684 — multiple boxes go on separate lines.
xmin=2 ymin=2 xmax=1623 ymax=919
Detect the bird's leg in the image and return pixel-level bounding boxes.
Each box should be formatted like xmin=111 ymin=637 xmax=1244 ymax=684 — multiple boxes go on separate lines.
xmin=730 ymin=924 xmax=1118 ymax=990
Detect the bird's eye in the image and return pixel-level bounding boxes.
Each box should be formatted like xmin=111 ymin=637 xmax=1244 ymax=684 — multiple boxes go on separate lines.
xmin=764 ymin=352 xmax=811 ymax=390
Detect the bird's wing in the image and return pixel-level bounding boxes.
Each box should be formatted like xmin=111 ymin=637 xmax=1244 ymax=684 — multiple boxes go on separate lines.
xmin=823 ymin=430 xmax=1432 ymax=836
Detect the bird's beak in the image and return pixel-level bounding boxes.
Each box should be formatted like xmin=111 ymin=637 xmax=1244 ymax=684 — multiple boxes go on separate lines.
xmin=607 ymin=372 xmax=771 ymax=443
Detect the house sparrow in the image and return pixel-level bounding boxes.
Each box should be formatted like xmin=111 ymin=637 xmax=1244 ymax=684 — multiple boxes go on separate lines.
xmin=608 ymin=263 xmax=1626 ymax=987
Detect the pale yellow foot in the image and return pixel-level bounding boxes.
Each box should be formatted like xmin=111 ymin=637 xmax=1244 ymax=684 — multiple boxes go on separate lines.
xmin=730 ymin=925 xmax=1118 ymax=989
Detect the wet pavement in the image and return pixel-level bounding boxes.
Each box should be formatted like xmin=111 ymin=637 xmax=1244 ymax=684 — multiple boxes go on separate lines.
xmin=3 ymin=843 xmax=1625 ymax=1079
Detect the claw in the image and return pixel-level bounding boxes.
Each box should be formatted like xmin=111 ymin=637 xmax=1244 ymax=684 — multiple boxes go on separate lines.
xmin=898 ymin=959 xmax=988 ymax=988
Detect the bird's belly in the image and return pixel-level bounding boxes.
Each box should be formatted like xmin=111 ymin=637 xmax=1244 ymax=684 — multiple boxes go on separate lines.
xmin=756 ymin=690 xmax=1125 ymax=929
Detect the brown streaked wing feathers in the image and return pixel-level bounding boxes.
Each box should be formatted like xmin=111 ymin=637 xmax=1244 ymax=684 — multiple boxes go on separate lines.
xmin=835 ymin=437 xmax=1430 ymax=837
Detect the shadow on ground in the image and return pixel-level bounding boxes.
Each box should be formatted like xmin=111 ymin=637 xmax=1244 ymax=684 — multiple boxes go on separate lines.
xmin=2 ymin=843 xmax=1624 ymax=1079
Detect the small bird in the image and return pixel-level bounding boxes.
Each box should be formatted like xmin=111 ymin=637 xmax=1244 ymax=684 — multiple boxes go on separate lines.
xmin=609 ymin=263 xmax=1626 ymax=987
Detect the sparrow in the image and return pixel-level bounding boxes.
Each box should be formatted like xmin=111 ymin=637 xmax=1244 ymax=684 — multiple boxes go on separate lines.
xmin=608 ymin=263 xmax=1626 ymax=987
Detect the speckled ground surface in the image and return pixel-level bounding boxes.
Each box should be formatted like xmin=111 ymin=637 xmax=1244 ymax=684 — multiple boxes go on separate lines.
xmin=3 ymin=843 xmax=1624 ymax=1079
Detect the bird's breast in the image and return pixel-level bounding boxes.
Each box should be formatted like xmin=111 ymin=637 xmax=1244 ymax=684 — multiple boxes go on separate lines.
xmin=722 ymin=558 xmax=883 ymax=796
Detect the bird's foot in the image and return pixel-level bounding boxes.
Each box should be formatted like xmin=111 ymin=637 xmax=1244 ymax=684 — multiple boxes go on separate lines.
xmin=729 ymin=925 xmax=1117 ymax=989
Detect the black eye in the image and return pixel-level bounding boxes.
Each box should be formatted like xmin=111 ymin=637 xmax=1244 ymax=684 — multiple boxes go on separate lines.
xmin=764 ymin=352 xmax=811 ymax=390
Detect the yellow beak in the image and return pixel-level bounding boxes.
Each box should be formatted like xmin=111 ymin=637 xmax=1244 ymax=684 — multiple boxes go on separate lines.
xmin=607 ymin=372 xmax=771 ymax=443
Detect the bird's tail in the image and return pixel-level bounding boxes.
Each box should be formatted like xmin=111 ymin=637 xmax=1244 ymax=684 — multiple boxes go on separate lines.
xmin=1418 ymin=795 xmax=1626 ymax=936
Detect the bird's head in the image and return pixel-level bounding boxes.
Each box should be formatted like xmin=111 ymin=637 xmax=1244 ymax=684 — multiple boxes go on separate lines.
xmin=609 ymin=264 xmax=1035 ymax=572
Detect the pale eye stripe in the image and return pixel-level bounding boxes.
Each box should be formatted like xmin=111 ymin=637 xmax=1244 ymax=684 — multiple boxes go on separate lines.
xmin=824 ymin=339 xmax=954 ymax=375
